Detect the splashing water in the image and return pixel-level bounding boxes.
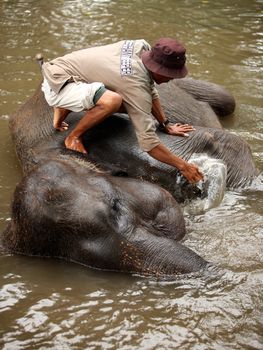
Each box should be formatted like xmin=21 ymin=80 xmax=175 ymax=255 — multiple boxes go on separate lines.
xmin=185 ymin=153 xmax=227 ymax=214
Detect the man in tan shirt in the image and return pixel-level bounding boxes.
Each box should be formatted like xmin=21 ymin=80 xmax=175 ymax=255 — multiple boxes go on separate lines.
xmin=41 ymin=38 xmax=203 ymax=183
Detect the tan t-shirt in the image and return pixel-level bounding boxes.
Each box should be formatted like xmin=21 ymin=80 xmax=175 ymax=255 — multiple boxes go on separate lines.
xmin=42 ymin=40 xmax=161 ymax=151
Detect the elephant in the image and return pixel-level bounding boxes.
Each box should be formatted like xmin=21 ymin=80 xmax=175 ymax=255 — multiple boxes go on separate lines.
xmin=2 ymin=156 xmax=208 ymax=276
xmin=81 ymin=79 xmax=255 ymax=191
xmin=2 ymin=76 xmax=258 ymax=276
xmin=9 ymin=79 xmax=256 ymax=192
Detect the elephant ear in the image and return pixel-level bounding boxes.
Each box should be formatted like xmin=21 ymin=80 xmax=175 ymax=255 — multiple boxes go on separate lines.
xmin=183 ymin=127 xmax=258 ymax=188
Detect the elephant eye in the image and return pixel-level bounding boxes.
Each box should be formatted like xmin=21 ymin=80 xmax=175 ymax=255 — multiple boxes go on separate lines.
xmin=111 ymin=198 xmax=120 ymax=212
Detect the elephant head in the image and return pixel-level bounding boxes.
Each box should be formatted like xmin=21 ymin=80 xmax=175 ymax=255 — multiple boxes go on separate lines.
xmin=2 ymin=156 xmax=208 ymax=276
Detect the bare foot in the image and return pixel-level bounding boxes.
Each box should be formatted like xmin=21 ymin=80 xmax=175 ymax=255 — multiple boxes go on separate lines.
xmin=53 ymin=107 xmax=69 ymax=131
xmin=54 ymin=121 xmax=69 ymax=131
xmin=65 ymin=135 xmax=87 ymax=154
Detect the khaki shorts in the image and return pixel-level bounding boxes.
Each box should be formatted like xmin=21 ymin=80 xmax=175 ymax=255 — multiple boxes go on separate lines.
xmin=42 ymin=78 xmax=105 ymax=112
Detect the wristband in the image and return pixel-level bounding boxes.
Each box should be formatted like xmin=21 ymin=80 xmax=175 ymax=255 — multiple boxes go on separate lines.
xmin=158 ymin=118 xmax=170 ymax=132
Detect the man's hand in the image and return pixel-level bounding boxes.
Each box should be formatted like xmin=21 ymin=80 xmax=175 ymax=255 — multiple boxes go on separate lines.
xmin=148 ymin=144 xmax=204 ymax=184
xmin=179 ymin=161 xmax=203 ymax=183
xmin=165 ymin=123 xmax=195 ymax=137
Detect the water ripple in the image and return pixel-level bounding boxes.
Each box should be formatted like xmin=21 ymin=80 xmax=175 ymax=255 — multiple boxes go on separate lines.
xmin=0 ymin=0 xmax=263 ymax=349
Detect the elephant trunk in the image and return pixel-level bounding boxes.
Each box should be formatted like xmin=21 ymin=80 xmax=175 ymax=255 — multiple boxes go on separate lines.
xmin=119 ymin=231 xmax=208 ymax=276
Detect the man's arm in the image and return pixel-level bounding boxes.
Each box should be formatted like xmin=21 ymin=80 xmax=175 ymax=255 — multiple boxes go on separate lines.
xmin=148 ymin=143 xmax=203 ymax=183
xmin=151 ymin=96 xmax=167 ymax=124
xmin=121 ymin=84 xmax=203 ymax=183
xmin=151 ymin=97 xmax=195 ymax=137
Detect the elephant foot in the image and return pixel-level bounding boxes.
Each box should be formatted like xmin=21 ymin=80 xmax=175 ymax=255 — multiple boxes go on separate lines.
xmin=65 ymin=135 xmax=87 ymax=154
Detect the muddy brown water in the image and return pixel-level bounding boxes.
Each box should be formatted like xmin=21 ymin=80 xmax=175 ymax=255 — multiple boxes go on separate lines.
xmin=0 ymin=1 xmax=262 ymax=349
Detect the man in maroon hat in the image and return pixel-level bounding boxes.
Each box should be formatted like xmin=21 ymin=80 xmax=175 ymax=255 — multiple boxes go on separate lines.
xmin=41 ymin=38 xmax=203 ymax=183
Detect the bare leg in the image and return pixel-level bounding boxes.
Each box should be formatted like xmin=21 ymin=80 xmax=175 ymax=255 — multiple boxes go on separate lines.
xmin=53 ymin=107 xmax=70 ymax=131
xmin=65 ymin=91 xmax=122 ymax=154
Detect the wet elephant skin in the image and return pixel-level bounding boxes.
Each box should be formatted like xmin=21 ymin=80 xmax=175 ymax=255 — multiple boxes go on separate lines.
xmin=2 ymin=157 xmax=207 ymax=276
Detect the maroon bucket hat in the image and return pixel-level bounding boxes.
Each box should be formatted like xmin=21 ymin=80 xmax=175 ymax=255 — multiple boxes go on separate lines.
xmin=141 ymin=38 xmax=188 ymax=79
